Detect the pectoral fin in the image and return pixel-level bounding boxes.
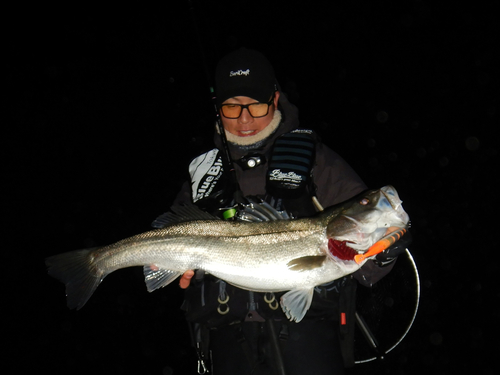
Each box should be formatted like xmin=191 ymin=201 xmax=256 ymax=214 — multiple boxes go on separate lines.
xmin=287 ymin=255 xmax=326 ymax=271
xmin=143 ymin=265 xmax=182 ymax=292
xmin=280 ymin=288 xmax=314 ymax=322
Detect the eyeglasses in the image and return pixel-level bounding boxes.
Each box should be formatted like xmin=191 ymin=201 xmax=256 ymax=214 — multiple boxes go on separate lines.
xmin=220 ymin=94 xmax=275 ymax=119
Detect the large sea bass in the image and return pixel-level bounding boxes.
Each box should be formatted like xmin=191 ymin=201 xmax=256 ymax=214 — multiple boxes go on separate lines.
xmin=46 ymin=185 xmax=409 ymax=322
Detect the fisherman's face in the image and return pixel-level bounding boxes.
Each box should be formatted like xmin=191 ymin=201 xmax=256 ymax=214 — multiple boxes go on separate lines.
xmin=220 ymin=92 xmax=280 ymax=137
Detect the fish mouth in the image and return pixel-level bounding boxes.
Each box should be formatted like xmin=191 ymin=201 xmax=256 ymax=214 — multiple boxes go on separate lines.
xmin=328 ymin=225 xmax=406 ymax=261
xmin=380 ymin=185 xmax=410 ymax=227
xmin=332 ymin=186 xmax=409 ymax=251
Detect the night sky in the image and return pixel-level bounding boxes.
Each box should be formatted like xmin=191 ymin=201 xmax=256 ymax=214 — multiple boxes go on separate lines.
xmin=6 ymin=1 xmax=498 ymax=374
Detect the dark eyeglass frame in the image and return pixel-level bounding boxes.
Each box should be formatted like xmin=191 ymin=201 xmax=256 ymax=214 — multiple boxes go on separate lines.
xmin=220 ymin=93 xmax=276 ymax=119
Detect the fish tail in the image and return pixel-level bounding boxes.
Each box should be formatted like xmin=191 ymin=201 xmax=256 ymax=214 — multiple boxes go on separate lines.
xmin=45 ymin=248 xmax=105 ymax=310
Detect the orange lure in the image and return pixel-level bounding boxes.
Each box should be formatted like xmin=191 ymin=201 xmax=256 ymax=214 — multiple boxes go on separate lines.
xmin=354 ymin=228 xmax=408 ymax=264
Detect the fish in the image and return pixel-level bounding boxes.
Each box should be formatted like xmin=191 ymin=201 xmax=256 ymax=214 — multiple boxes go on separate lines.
xmin=46 ymin=185 xmax=409 ymax=322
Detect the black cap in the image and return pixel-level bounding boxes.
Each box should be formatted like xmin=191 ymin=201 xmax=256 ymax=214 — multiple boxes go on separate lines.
xmin=215 ymin=48 xmax=277 ymax=107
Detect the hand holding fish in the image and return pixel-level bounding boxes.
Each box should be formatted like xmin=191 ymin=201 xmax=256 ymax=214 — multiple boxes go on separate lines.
xmin=179 ymin=270 xmax=194 ymax=289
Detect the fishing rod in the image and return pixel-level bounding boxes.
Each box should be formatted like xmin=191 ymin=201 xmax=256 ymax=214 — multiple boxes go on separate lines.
xmin=187 ymin=0 xmax=244 ymax=206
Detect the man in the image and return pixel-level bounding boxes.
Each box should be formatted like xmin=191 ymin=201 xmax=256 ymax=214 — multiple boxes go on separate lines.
xmin=166 ymin=48 xmax=406 ymax=374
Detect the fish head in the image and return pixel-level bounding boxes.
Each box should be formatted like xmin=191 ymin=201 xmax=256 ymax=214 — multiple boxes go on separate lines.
xmin=326 ymin=185 xmax=410 ymax=251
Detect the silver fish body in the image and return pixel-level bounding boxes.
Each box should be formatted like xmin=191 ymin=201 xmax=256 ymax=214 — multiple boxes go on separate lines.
xmin=46 ymin=185 xmax=409 ymax=322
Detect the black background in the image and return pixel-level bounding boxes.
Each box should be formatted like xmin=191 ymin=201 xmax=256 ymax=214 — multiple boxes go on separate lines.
xmin=5 ymin=1 xmax=497 ymax=374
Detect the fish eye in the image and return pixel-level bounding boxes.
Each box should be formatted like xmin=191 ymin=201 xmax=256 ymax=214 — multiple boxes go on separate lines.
xmin=360 ymin=198 xmax=370 ymax=205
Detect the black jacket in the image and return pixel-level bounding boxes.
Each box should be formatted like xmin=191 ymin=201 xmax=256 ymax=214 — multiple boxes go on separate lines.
xmin=173 ymin=91 xmax=366 ymax=210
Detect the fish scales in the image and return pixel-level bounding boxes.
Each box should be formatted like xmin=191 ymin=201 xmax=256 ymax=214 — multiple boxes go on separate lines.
xmin=92 ymin=216 xmax=324 ymax=271
xmin=194 ymin=232 xmax=330 ymax=291
xmin=96 ymin=224 xmax=328 ymax=290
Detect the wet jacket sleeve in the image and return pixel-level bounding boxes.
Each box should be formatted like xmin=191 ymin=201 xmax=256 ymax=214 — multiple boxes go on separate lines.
xmin=313 ymin=142 xmax=367 ymax=207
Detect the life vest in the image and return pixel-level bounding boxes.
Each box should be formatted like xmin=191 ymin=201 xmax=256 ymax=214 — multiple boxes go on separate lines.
xmin=188 ymin=129 xmax=318 ymax=217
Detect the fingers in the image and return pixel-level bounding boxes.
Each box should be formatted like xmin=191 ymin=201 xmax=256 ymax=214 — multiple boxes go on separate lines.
xmin=179 ymin=270 xmax=195 ymax=289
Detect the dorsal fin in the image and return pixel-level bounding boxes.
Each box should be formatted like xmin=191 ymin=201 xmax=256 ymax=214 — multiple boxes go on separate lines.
xmin=152 ymin=199 xmax=292 ymax=228
xmin=151 ymin=205 xmax=218 ymax=228
xmin=236 ymin=197 xmax=291 ymax=222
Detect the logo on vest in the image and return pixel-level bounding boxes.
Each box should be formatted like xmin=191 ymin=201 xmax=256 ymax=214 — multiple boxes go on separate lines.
xmin=268 ymin=169 xmax=303 ymax=183
xmin=194 ymin=157 xmax=224 ymax=202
